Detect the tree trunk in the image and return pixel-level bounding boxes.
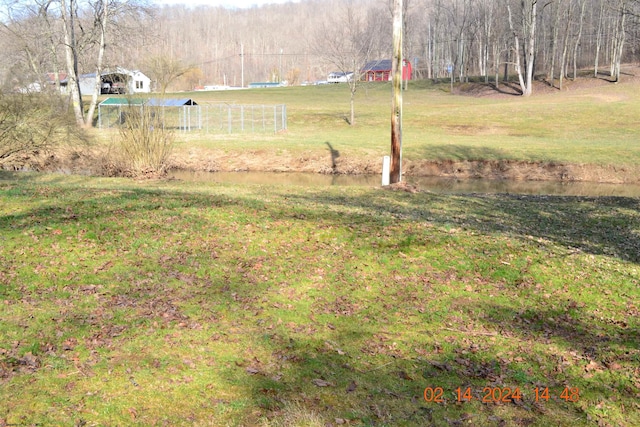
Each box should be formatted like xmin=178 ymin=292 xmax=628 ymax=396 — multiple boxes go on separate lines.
xmin=523 ymin=1 xmax=537 ymax=97
xmin=507 ymin=4 xmax=526 ymax=95
xmin=572 ymin=0 xmax=586 ymax=80
xmin=594 ymin=0 xmax=605 ymax=78
xmin=612 ymin=1 xmax=626 ymax=83
xmin=548 ymin=2 xmax=561 ymax=88
xmin=559 ymin=0 xmax=574 ymax=91
xmin=494 ymin=43 xmax=500 ymax=88
xmin=426 ymin=20 xmax=432 ymax=79
xmin=508 ymin=1 xmax=536 ymax=97
xmin=503 ymin=54 xmax=509 ymax=82
xmin=40 ymin=1 xmax=61 ymax=92
xmin=481 ymin=4 xmax=492 ymax=84
xmin=60 ymin=0 xmax=84 ymax=126
xmin=349 ymin=58 xmax=356 ymax=126
xmin=85 ymin=0 xmax=109 ymax=128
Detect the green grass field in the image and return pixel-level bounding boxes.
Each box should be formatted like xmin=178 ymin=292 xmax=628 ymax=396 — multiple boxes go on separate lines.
xmin=167 ymin=78 xmax=640 ymax=169
xmin=1 ymin=171 xmax=638 ymax=426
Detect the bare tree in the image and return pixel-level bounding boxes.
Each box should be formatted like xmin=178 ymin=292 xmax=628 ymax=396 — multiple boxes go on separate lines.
xmin=85 ymin=0 xmax=108 ymax=126
xmin=507 ymin=0 xmax=538 ymax=96
xmin=5 ymin=0 xmax=640 ymax=101
xmin=558 ymin=0 xmax=575 ymax=90
xmin=314 ymin=0 xmax=373 ymax=126
xmin=59 ymin=0 xmax=84 ymax=125
xmin=594 ymin=0 xmax=606 ymax=77
xmin=144 ymin=55 xmax=191 ymax=95
xmin=0 ymin=92 xmax=85 ymax=166
xmin=547 ymin=0 xmax=562 ymax=88
xmin=611 ymin=0 xmax=628 ymax=82
xmin=572 ymin=0 xmax=587 ymax=79
xmin=0 ymin=1 xmax=63 ymax=91
xmin=57 ymin=0 xmax=145 ymax=127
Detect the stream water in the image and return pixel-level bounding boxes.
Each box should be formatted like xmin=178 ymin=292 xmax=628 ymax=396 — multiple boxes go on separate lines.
xmin=169 ymin=170 xmax=640 ymax=197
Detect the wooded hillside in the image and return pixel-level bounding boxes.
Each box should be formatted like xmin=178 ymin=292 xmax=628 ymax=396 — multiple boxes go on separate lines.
xmin=1 ymin=0 xmax=639 ymax=94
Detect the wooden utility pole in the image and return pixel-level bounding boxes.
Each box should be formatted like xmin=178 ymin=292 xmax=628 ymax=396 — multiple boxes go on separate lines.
xmin=390 ymin=0 xmax=403 ymax=183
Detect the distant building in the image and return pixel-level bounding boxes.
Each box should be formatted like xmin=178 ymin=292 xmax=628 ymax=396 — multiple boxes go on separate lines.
xmin=78 ymin=68 xmax=151 ymax=95
xmin=18 ymin=73 xmax=67 ymax=93
xmin=41 ymin=67 xmax=151 ymax=95
xmin=248 ymin=82 xmax=284 ymax=88
xmin=327 ymin=71 xmax=354 ymax=83
xmin=361 ymin=59 xmax=412 ymax=82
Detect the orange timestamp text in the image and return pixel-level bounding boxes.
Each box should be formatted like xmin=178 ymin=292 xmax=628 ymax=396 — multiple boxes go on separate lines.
xmin=423 ymin=386 xmax=580 ymax=403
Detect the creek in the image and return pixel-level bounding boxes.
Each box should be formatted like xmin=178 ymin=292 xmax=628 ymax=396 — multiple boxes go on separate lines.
xmin=169 ymin=170 xmax=640 ymax=197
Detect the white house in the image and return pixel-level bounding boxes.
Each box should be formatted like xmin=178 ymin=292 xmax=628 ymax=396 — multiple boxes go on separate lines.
xmin=327 ymin=71 xmax=354 ymax=83
xmin=128 ymin=69 xmax=151 ymax=94
xmin=23 ymin=68 xmax=151 ymax=95
xmin=77 ymin=67 xmax=151 ymax=95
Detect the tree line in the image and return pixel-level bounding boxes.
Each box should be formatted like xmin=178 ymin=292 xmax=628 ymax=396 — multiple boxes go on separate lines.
xmin=1 ymin=0 xmax=640 ymax=106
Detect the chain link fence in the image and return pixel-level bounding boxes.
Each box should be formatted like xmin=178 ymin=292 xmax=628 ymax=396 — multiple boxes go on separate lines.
xmin=99 ymin=103 xmax=287 ymax=134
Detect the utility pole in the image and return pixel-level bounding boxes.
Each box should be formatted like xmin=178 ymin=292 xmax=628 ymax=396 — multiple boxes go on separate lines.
xmin=390 ymin=0 xmax=403 ymax=184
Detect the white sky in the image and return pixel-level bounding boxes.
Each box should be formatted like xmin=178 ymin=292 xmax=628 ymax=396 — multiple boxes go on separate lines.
xmin=152 ymin=0 xmax=299 ymax=9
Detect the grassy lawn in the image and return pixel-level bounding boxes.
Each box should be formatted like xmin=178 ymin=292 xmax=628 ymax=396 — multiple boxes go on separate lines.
xmin=1 ymin=171 xmax=638 ymax=426
xmin=165 ymin=78 xmax=640 ymax=168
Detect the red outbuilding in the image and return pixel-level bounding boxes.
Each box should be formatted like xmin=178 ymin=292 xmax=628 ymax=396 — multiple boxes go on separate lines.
xmin=361 ymin=59 xmax=412 ymax=82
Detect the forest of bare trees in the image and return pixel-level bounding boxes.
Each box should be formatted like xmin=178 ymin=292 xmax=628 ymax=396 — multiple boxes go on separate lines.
xmin=2 ymin=0 xmax=640 ymax=99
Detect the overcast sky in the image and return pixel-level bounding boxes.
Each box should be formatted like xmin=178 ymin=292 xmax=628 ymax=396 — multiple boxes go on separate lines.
xmin=152 ymin=0 xmax=299 ymax=9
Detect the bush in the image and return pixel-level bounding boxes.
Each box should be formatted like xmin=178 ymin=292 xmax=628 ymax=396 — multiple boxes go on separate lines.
xmin=108 ymin=103 xmax=175 ymax=178
xmin=0 ymin=92 xmax=84 ymax=169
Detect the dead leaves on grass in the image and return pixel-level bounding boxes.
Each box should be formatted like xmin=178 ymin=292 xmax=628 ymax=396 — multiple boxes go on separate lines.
xmin=0 ymin=350 xmax=40 ymax=378
xmin=311 ymin=378 xmax=333 ymax=387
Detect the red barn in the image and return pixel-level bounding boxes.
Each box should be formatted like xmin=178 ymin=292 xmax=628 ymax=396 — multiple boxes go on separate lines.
xmin=361 ymin=59 xmax=412 ymax=82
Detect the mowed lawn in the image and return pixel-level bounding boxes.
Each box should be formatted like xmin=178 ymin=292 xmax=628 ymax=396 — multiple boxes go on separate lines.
xmin=169 ymin=77 xmax=640 ymax=169
xmin=1 ymin=172 xmax=638 ymax=426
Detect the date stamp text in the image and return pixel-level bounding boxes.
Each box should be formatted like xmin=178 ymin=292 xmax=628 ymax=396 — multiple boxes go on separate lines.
xmin=423 ymin=386 xmax=580 ymax=403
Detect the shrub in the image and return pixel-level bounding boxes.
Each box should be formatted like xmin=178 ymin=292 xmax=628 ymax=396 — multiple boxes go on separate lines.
xmin=109 ymin=103 xmax=175 ymax=178
xmin=0 ymin=92 xmax=83 ymax=169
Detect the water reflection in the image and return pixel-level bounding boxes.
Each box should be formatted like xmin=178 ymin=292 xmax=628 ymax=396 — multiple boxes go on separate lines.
xmin=169 ymin=170 xmax=640 ymax=197
xmin=170 ymin=171 xmax=381 ymax=187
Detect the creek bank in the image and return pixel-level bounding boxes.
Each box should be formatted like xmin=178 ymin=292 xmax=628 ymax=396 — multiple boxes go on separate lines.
xmin=168 ymin=150 xmax=640 ymax=184
xmin=404 ymin=159 xmax=639 ymax=184
xmin=6 ymin=147 xmax=640 ymax=184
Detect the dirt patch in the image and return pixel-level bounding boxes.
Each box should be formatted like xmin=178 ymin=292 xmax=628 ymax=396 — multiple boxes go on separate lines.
xmin=454 ymin=69 xmax=640 ymax=99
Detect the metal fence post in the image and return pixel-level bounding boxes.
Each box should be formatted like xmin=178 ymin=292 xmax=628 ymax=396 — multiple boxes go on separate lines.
xmin=283 ymin=104 xmax=287 ymax=130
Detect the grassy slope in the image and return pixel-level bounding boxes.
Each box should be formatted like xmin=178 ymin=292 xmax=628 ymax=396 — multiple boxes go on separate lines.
xmin=1 ymin=172 xmax=638 ymax=426
xmin=170 ymin=78 xmax=640 ymax=168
